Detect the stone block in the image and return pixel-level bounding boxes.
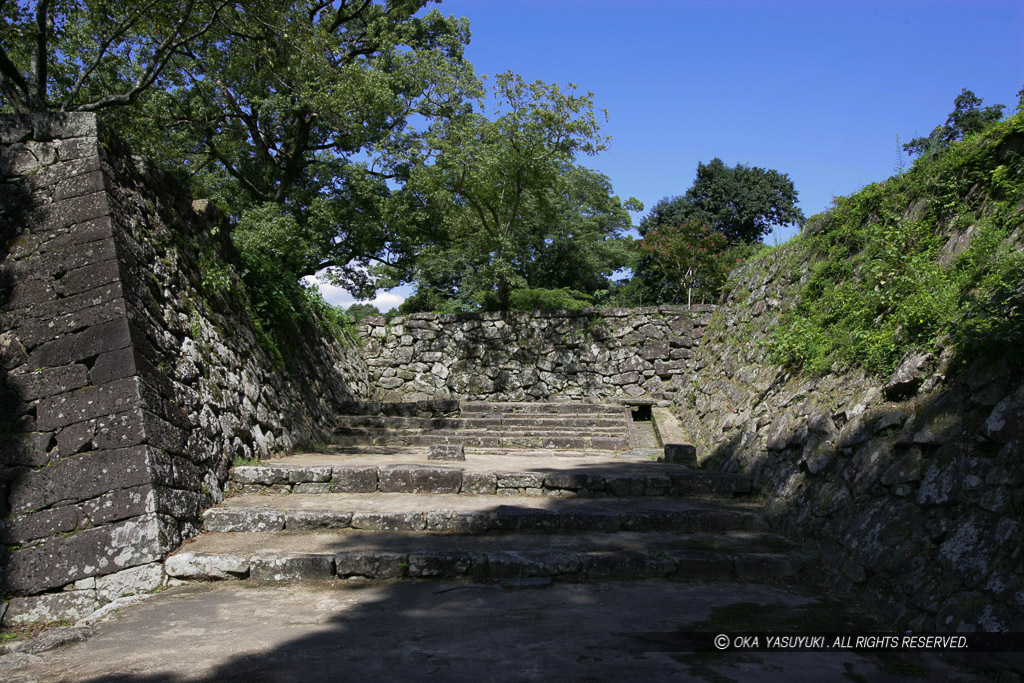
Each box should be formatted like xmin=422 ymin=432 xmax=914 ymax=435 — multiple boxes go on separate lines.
xmin=83 ymin=485 xmax=154 ymax=525
xmin=250 ymin=554 xmax=334 ymax=581
xmin=427 ymin=443 xmax=465 ymax=461
xmin=287 ymin=466 xmax=333 ymax=484
xmin=665 ymin=550 xmax=734 ymax=580
xmin=5 ymin=513 xmax=177 ymax=593
xmin=0 ymin=504 xmax=84 ymax=544
xmin=407 ymin=552 xmax=473 ymax=578
xmin=350 ymin=511 xmax=426 ymax=532
xmin=36 ymin=375 xmax=140 ymax=430
xmin=558 ymin=506 xmax=621 ymax=532
xmin=486 ymin=550 xmax=581 ymax=579
xmin=543 ymin=472 xmax=604 ymax=492
xmin=95 ymin=562 xmax=165 ymax=602
xmin=734 ymin=553 xmax=802 ymax=578
xmin=378 ymin=464 xmax=462 ymax=494
xmin=39 ymin=191 xmax=109 ymax=234
xmin=662 ymin=443 xmax=697 ymax=465
xmin=335 ymin=551 xmax=407 ymax=579
xmin=330 ymin=466 xmax=378 ymax=493
xmin=164 ymin=552 xmax=250 ymax=580
xmin=203 ymin=508 xmax=285 ymax=533
xmin=285 ymin=510 xmax=352 ymax=530
xmin=605 ymin=475 xmax=646 ymax=497
xmin=4 ymin=591 xmax=100 ymax=627
xmin=4 ymin=364 xmax=89 ymax=401
xmin=8 ymin=444 xmax=151 ymax=514
xmin=583 ymin=551 xmax=675 ymax=580
xmin=496 ymin=472 xmax=544 ymax=489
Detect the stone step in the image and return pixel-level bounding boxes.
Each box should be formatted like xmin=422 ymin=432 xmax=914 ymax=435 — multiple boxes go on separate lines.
xmin=203 ymin=494 xmax=767 ymax=534
xmin=331 ymin=430 xmax=630 ymax=451
xmin=459 ymin=401 xmax=628 ymax=416
xmin=229 ymin=461 xmax=752 ymax=498
xmin=166 ymin=529 xmax=807 ymax=584
xmin=335 ymin=415 xmax=629 ymax=429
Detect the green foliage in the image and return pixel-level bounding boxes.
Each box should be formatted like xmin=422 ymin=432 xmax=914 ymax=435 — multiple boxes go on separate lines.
xmin=639 ymin=219 xmax=729 ymax=307
xmin=345 ymin=303 xmax=383 ymax=320
xmin=508 ymin=288 xmax=593 ymax=311
xmin=903 ymin=88 xmax=1007 ymax=158
xmin=633 ymin=158 xmax=803 ymax=304
xmin=390 ymin=73 xmax=639 ymax=311
xmin=768 ymin=110 xmax=1024 ymax=376
xmin=638 ymin=159 xmax=805 ymax=244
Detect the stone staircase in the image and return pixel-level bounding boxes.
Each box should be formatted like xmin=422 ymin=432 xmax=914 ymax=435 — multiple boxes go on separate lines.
xmin=331 ymin=400 xmax=637 ymax=451
xmin=165 ymin=402 xmax=812 ymax=585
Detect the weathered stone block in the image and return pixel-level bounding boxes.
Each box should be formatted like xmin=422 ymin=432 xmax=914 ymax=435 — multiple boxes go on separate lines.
xmin=285 ymin=510 xmax=352 ymax=530
xmin=4 ymin=591 xmax=100 ymax=626
xmin=330 ymin=466 xmax=378 ymax=493
xmin=662 ymin=443 xmax=697 ymax=464
xmin=203 ymin=508 xmax=285 ymax=533
xmin=95 ymin=562 xmax=165 ymax=601
xmin=250 ymin=554 xmax=334 ymax=581
xmin=164 ymin=552 xmax=249 ymax=580
xmin=8 ymin=444 xmax=151 ymax=513
xmin=486 ymin=550 xmax=581 ymax=579
xmin=427 ymin=443 xmax=465 ymax=461
xmin=5 ymin=513 xmax=178 ymax=593
xmin=378 ymin=464 xmax=462 ymax=494
xmin=407 ymin=552 xmax=472 ymax=578
xmin=335 ymin=551 xmax=407 ymax=579
xmin=350 ymin=511 xmax=426 ymax=532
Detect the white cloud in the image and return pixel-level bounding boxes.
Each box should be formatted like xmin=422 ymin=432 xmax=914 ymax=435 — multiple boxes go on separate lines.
xmin=303 ymin=274 xmax=409 ymax=312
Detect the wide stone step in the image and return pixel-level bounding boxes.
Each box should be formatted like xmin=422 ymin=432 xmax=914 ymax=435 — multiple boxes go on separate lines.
xmin=460 ymin=401 xmax=628 ymax=416
xmin=203 ymin=494 xmax=767 ymax=534
xmin=334 ymin=415 xmax=629 ymax=429
xmin=166 ymin=529 xmax=807 ymax=583
xmin=331 ymin=430 xmax=630 ymax=450
xmin=229 ymin=462 xmax=751 ymax=498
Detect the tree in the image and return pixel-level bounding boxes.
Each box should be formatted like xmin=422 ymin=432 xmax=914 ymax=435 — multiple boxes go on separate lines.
xmin=0 ymin=0 xmax=229 ymax=114
xmin=631 ymin=158 xmax=803 ymax=304
xmin=391 ymin=72 xmax=638 ymax=311
xmin=903 ymin=88 xmax=1006 ymax=158
xmin=1 ymin=2 xmax=480 ymax=300
xmin=638 ymin=219 xmax=728 ymax=308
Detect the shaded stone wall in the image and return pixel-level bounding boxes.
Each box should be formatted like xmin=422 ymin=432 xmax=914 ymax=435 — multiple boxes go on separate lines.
xmin=0 ymin=114 xmax=371 ymax=623
xmin=674 ymin=241 xmax=1024 ymax=632
xmin=356 ymin=306 xmax=714 ymax=402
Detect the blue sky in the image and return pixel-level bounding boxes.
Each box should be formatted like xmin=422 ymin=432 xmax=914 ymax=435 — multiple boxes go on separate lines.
xmin=318 ymin=0 xmax=1023 ymax=311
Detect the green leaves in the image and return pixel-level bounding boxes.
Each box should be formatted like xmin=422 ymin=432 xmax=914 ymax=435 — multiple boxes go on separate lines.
xmin=393 ymin=72 xmax=633 ymax=311
xmin=769 ymin=111 xmax=1024 ymax=376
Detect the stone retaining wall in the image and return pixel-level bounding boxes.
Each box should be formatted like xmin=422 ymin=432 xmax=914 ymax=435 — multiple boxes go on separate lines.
xmin=356 ymin=306 xmax=714 ymax=402
xmin=675 ymin=241 xmax=1024 ymax=632
xmin=0 ymin=114 xmax=371 ymax=623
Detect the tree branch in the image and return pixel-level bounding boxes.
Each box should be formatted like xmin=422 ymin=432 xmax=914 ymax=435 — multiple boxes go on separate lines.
xmin=60 ymin=0 xmax=162 ymax=110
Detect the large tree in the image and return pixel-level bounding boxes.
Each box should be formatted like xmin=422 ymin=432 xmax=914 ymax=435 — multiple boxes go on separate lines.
xmin=1 ymin=1 xmax=479 ymax=298
xmin=389 ymin=72 xmax=639 ymax=311
xmin=632 ymin=158 xmax=803 ymax=304
xmin=640 ymin=158 xmax=804 ymax=244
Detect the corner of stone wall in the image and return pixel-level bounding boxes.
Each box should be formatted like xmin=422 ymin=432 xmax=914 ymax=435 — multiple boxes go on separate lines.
xmin=0 ymin=113 xmax=371 ymax=625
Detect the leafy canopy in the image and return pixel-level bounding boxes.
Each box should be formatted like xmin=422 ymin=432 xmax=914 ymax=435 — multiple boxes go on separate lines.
xmin=390 ymin=72 xmax=640 ymax=311
xmin=639 ymin=219 xmax=728 ymax=308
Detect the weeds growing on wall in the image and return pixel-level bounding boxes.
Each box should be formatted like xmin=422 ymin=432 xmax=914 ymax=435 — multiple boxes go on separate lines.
xmin=767 ymin=112 xmax=1024 ymax=376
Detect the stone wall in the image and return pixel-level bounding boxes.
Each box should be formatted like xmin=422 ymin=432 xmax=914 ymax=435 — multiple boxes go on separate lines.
xmin=0 ymin=114 xmax=371 ymax=623
xmin=356 ymin=306 xmax=713 ymax=402
xmin=674 ymin=242 xmax=1024 ymax=632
